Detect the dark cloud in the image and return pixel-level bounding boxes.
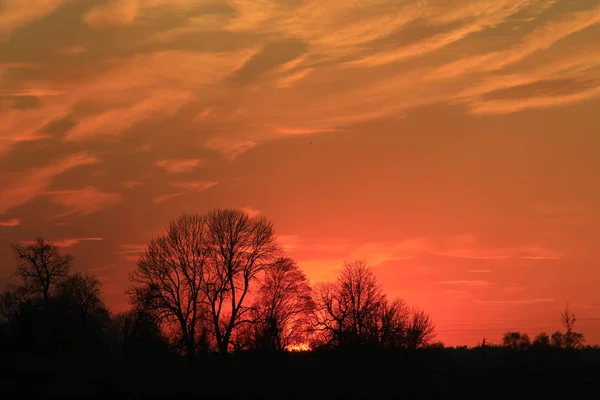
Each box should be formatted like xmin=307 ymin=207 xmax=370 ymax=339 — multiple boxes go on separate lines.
xmin=230 ymin=39 xmax=308 ymax=84
xmin=483 ymin=78 xmax=600 ymax=101
xmin=6 ymin=95 xmax=41 ymax=110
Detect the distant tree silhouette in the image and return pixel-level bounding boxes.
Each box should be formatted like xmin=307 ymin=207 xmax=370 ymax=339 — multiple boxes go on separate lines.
xmin=12 ymin=237 xmax=71 ymax=310
xmin=312 ymin=260 xmax=434 ymax=350
xmin=202 ymin=209 xmax=281 ymax=355
xmin=502 ymin=332 xmax=530 ymax=350
xmin=247 ymin=257 xmax=314 ymax=351
xmin=532 ymin=332 xmax=550 ymax=347
xmin=551 ymin=331 xmax=564 ymax=348
xmin=129 ymin=214 xmax=208 ymax=363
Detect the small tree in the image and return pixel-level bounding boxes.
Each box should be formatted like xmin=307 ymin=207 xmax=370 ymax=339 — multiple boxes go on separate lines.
xmin=405 ymin=307 xmax=436 ymax=350
xmin=560 ymin=304 xmax=584 ymax=349
xmin=313 ymin=261 xmax=385 ymax=348
xmin=533 ymin=332 xmax=550 ymax=347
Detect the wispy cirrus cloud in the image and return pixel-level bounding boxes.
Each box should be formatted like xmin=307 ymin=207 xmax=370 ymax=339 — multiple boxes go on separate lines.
xmin=0 ymin=218 xmax=20 ymax=227
xmin=0 ymin=0 xmax=69 ymax=37
xmin=437 ymin=280 xmax=493 ymax=286
xmin=169 ymin=180 xmax=219 ymax=191
xmin=20 ymin=237 xmax=104 ymax=248
xmin=45 ymin=186 xmax=122 ymax=217
xmin=0 ymin=153 xmax=98 ymax=215
xmin=152 ymin=192 xmax=184 ymax=204
xmin=241 ymin=206 xmax=261 ymax=217
xmin=155 ymin=159 xmax=204 ymax=173
xmin=116 ymin=243 xmax=146 ymax=254
xmin=474 ymin=299 xmax=556 ymax=305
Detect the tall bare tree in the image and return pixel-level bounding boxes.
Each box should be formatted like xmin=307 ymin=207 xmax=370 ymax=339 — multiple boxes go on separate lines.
xmin=251 ymin=257 xmax=314 ymax=351
xmin=129 ymin=214 xmax=208 ymax=363
xmin=12 ymin=237 xmax=71 ymax=309
xmin=203 ymin=209 xmax=281 ymax=354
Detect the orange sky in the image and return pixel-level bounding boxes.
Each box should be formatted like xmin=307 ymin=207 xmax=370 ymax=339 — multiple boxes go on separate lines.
xmin=1 ymin=0 xmax=600 ymax=347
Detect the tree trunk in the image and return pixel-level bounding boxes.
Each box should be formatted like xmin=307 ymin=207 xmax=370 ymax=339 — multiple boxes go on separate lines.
xmin=219 ymin=338 xmax=229 ymax=355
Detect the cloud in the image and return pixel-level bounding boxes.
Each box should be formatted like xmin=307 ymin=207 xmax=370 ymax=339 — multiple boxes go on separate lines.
xmin=65 ymin=90 xmax=196 ymax=141
xmin=20 ymin=237 xmax=104 ymax=248
xmin=437 ymin=280 xmax=493 ymax=286
xmin=122 ymin=181 xmax=142 ymax=189
xmin=1 ymin=89 xmax=65 ymax=97
xmin=433 ymin=4 xmax=600 ymax=79
xmin=474 ymin=299 xmax=556 ymax=305
xmin=83 ymin=0 xmax=140 ymax=28
xmin=169 ymin=181 xmax=219 ymax=191
xmin=152 ymin=192 xmax=184 ymax=204
xmin=45 ymin=186 xmax=122 ymax=217
xmin=205 ymin=137 xmax=257 ymax=159
xmin=116 ymin=244 xmax=146 ymax=254
xmin=0 ymin=0 xmax=69 ymax=37
xmin=155 ymin=159 xmax=203 ymax=173
xmin=349 ymin=238 xmax=431 ymax=264
xmin=277 ymin=234 xmax=302 ymax=251
xmin=57 ymin=45 xmax=88 ymax=55
xmin=152 ymin=180 xmax=217 ymax=205
xmin=0 ymin=218 xmax=20 ymax=227
xmin=433 ymin=234 xmax=568 ymax=260
xmin=0 ymin=153 xmax=98 ymax=215
xmin=241 ymin=206 xmax=261 ymax=217
xmin=53 ymin=237 xmax=104 ymax=248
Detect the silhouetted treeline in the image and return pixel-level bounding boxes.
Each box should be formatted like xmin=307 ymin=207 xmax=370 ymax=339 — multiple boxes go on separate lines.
xmin=1 ymin=209 xmax=599 ymax=397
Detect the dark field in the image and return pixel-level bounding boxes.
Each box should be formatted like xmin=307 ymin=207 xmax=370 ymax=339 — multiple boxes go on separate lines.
xmin=3 ymin=348 xmax=600 ymax=399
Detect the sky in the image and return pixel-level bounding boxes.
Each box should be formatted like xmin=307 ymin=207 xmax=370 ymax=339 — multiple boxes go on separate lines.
xmin=1 ymin=0 xmax=599 ymax=347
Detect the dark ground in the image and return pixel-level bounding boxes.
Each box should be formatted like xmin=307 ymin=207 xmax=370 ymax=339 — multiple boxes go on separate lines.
xmin=2 ymin=348 xmax=600 ymax=399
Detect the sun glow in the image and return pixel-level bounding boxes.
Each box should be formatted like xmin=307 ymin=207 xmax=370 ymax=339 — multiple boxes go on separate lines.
xmin=286 ymin=343 xmax=311 ymax=352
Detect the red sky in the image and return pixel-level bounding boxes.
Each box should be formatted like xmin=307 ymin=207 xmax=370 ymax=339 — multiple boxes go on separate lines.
xmin=1 ymin=0 xmax=600 ymax=347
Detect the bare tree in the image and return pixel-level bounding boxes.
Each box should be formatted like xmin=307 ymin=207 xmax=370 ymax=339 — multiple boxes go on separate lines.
xmin=560 ymin=304 xmax=585 ymax=349
xmin=405 ymin=307 xmax=436 ymax=349
xmin=313 ymin=260 xmax=385 ymax=348
xmin=561 ymin=304 xmax=576 ymax=335
xmin=12 ymin=237 xmax=71 ymax=309
xmin=129 ymin=214 xmax=208 ymax=363
xmin=377 ymin=298 xmax=410 ymax=349
xmin=202 ymin=209 xmax=281 ymax=354
xmin=56 ymin=273 xmax=108 ymax=325
xmin=251 ymin=257 xmax=314 ymax=351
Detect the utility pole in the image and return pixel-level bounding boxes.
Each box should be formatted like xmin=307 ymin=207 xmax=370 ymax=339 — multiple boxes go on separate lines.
xmin=482 ymin=338 xmax=486 ymax=364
